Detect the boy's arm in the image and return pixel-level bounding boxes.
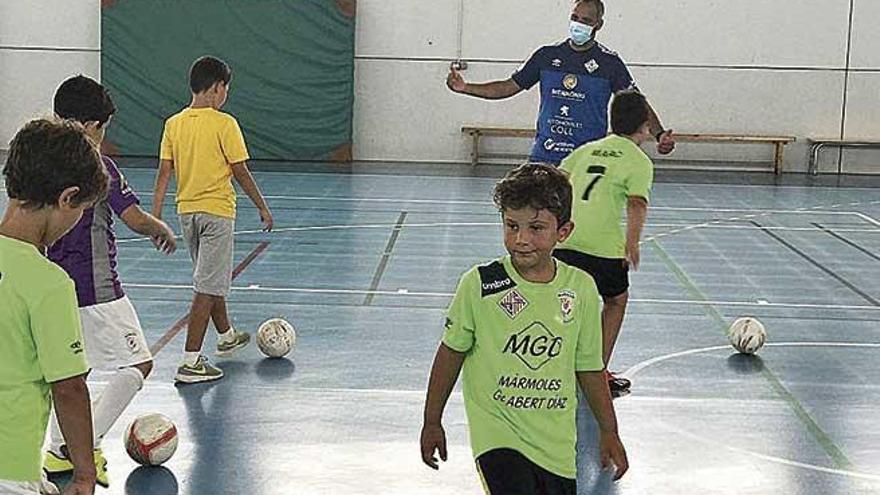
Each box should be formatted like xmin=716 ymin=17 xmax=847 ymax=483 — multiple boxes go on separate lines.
xmin=51 ymin=374 xmax=96 ymax=492
xmin=625 ymin=197 xmax=648 ymax=270
xmin=420 ymin=343 xmax=466 ymax=469
xmin=152 ymin=159 xmax=174 ymax=220
xmin=576 ymin=371 xmax=629 ymax=480
xmin=119 ymin=205 xmax=177 ymax=254
xmin=231 ymin=161 xmax=273 ymax=231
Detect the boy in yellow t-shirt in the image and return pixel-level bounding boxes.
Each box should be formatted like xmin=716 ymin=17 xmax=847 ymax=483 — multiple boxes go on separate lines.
xmin=152 ymin=56 xmax=273 ymax=384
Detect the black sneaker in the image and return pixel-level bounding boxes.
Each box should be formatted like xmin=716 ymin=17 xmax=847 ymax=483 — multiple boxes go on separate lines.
xmin=608 ymin=372 xmax=632 ymax=397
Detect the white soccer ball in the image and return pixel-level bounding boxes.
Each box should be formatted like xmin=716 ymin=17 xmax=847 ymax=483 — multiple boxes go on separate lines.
xmin=257 ymin=318 xmax=296 ymax=358
xmin=124 ymin=413 xmax=178 ymax=466
xmin=728 ymin=317 xmax=767 ymax=355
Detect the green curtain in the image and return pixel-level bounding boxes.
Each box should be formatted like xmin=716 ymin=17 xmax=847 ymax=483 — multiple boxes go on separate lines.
xmin=102 ymin=0 xmax=355 ymax=161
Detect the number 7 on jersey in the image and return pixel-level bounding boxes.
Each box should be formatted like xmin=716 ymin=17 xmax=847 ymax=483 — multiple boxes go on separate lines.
xmin=581 ymin=165 xmax=607 ymax=201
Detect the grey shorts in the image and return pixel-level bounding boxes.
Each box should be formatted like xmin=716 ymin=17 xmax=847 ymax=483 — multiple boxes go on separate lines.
xmin=179 ymin=213 xmax=234 ymax=297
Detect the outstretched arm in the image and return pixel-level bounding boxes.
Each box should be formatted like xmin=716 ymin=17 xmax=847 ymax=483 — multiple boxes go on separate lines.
xmin=447 ymin=68 xmax=523 ymax=100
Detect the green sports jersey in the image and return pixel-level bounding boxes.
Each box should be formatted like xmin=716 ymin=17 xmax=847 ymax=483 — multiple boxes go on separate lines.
xmin=558 ymin=134 xmax=654 ymax=258
xmin=442 ymin=255 xmax=603 ymax=478
xmin=0 ymin=235 xmax=88 ymax=482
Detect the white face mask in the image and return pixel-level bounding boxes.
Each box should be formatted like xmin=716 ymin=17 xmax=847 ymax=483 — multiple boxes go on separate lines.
xmin=569 ymin=20 xmax=593 ymax=45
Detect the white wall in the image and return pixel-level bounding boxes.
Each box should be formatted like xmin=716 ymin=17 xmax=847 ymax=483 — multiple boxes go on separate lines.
xmin=3 ymin=1 xmax=871 ymax=172
xmin=0 ymin=0 xmax=100 ymax=149
xmin=353 ymin=0 xmax=872 ymax=173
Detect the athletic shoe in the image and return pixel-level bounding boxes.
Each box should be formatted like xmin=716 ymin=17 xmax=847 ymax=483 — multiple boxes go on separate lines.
xmin=175 ymin=355 xmax=224 ymax=384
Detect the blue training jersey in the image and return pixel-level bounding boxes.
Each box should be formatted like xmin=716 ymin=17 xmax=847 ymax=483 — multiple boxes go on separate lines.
xmin=512 ymin=41 xmax=637 ymax=165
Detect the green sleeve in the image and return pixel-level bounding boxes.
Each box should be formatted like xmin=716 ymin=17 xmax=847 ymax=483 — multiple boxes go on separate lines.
xmin=626 ymin=157 xmax=654 ymax=201
xmin=31 ymin=281 xmax=88 ymax=383
xmin=575 ymin=278 xmax=604 ymax=372
xmin=441 ymin=270 xmax=477 ymax=353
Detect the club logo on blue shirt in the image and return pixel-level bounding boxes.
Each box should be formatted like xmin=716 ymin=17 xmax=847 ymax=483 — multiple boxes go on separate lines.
xmin=562 ymin=74 xmax=578 ymax=90
xmin=585 ymin=59 xmax=599 ymax=73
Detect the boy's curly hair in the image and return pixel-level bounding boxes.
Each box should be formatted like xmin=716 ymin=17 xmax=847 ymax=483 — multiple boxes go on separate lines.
xmin=4 ymin=119 xmax=108 ymax=209
xmin=493 ymin=163 xmax=572 ymax=227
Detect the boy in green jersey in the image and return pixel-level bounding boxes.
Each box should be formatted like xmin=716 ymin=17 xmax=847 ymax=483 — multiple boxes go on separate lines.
xmin=420 ymin=163 xmax=627 ymax=494
xmin=0 ymin=119 xmax=109 ymax=495
xmin=554 ymin=91 xmax=655 ymax=396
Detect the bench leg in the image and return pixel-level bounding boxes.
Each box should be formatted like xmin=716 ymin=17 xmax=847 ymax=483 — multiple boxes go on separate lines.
xmin=471 ymin=133 xmax=480 ymax=167
xmin=809 ymin=144 xmax=820 ymax=175
xmin=773 ymin=142 xmax=785 ymax=175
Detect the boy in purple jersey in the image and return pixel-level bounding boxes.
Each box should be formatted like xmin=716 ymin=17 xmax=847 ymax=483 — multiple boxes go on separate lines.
xmin=43 ymin=76 xmax=177 ymax=489
xmin=446 ymin=0 xmax=675 ymax=165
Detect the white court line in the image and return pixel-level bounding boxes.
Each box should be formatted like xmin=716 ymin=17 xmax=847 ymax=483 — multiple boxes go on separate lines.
xmin=854 ymin=212 xmax=880 ymax=228
xmin=620 ymin=341 xmax=880 ymax=483
xmin=623 ymin=342 xmax=880 ymax=378
xmin=660 ymin=422 xmax=880 ymax=483
xmin=116 ymin=217 xmax=880 ymax=246
xmin=123 ymin=282 xmax=880 ymax=312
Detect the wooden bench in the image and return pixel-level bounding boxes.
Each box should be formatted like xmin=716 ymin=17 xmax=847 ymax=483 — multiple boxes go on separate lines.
xmin=461 ymin=126 xmax=796 ymax=174
xmin=807 ymin=138 xmax=880 ymax=175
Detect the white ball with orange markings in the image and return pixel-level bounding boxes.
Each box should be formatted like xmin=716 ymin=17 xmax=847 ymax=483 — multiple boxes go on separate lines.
xmin=257 ymin=318 xmax=296 ymax=358
xmin=124 ymin=413 xmax=178 ymax=466
xmin=728 ymin=317 xmax=767 ymax=355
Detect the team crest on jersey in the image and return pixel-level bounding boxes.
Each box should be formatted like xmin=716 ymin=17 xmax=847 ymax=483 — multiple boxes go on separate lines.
xmin=499 ymin=289 xmax=529 ymax=319
xmin=584 ymin=59 xmax=599 ymax=74
xmin=558 ymin=290 xmax=576 ymax=323
xmin=562 ymin=74 xmax=578 ymax=90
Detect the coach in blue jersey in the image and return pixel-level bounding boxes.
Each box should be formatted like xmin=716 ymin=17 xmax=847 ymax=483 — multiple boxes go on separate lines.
xmin=448 ymin=0 xmax=674 ymax=165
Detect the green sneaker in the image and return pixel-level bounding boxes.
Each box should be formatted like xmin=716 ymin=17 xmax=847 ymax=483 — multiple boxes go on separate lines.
xmin=44 ymin=448 xmax=109 ymax=488
xmin=43 ymin=450 xmax=73 ymax=474
xmin=175 ymin=355 xmax=224 ymax=384
xmin=216 ymin=329 xmax=251 ymax=357
xmin=94 ymin=448 xmax=109 ymax=488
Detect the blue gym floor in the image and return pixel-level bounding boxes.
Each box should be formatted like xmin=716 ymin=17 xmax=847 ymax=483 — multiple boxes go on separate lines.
xmin=6 ymin=164 xmax=880 ymax=494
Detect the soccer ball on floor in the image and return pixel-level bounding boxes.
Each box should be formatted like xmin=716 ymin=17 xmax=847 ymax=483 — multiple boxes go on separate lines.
xmin=124 ymin=413 xmax=178 ymax=466
xmin=256 ymin=318 xmax=296 ymax=358
xmin=728 ymin=317 xmax=767 ymax=355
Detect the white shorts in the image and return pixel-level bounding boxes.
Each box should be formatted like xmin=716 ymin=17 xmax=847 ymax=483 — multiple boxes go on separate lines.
xmin=80 ymin=296 xmax=153 ymax=370
xmin=0 ymin=480 xmax=38 ymax=495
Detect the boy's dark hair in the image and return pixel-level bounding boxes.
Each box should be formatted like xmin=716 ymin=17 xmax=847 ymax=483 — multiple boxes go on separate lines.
xmin=610 ymin=91 xmax=649 ymax=136
xmin=3 ymin=119 xmax=108 ymax=210
xmin=190 ymin=56 xmax=232 ymax=94
xmin=575 ymin=0 xmax=605 ymax=17
xmin=54 ymin=75 xmax=116 ymax=127
xmin=493 ymin=163 xmax=572 ymax=227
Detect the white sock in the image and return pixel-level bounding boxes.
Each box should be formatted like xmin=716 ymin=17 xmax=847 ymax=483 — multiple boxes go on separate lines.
xmin=92 ymin=367 xmax=145 ymax=447
xmin=183 ymin=351 xmax=201 ymax=367
xmin=217 ymin=326 xmax=236 ymax=344
xmin=47 ymin=406 xmax=66 ymax=456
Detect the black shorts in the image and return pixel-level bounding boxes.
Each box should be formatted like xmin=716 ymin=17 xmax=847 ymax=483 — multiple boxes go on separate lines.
xmin=476 ymin=449 xmax=575 ymax=495
xmin=553 ymin=249 xmax=629 ymax=298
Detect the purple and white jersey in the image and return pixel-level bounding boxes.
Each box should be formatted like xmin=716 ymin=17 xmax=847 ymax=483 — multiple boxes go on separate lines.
xmin=49 ymin=155 xmax=139 ymax=307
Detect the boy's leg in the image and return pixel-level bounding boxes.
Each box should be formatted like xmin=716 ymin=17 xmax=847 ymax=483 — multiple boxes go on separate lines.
xmin=46 ymin=296 xmax=154 ymax=487
xmin=185 ymin=292 xmax=215 ymax=353
xmin=214 ymin=296 xmax=250 ymax=356
xmin=211 ymin=296 xmax=231 ymax=333
xmin=601 ymin=291 xmax=629 ymax=366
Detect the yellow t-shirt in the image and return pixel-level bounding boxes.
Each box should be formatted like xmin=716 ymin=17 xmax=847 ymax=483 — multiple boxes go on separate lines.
xmin=159 ymin=107 xmax=250 ymax=219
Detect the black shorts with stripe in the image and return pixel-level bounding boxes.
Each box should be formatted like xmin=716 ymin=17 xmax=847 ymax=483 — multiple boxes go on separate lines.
xmin=476 ymin=449 xmax=575 ymax=495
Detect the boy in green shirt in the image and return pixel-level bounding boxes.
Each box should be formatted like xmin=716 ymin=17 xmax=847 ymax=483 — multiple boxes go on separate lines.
xmin=554 ymin=91 xmax=655 ymax=396
xmin=420 ymin=164 xmax=627 ymax=494
xmin=0 ymin=119 xmax=109 ymax=494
